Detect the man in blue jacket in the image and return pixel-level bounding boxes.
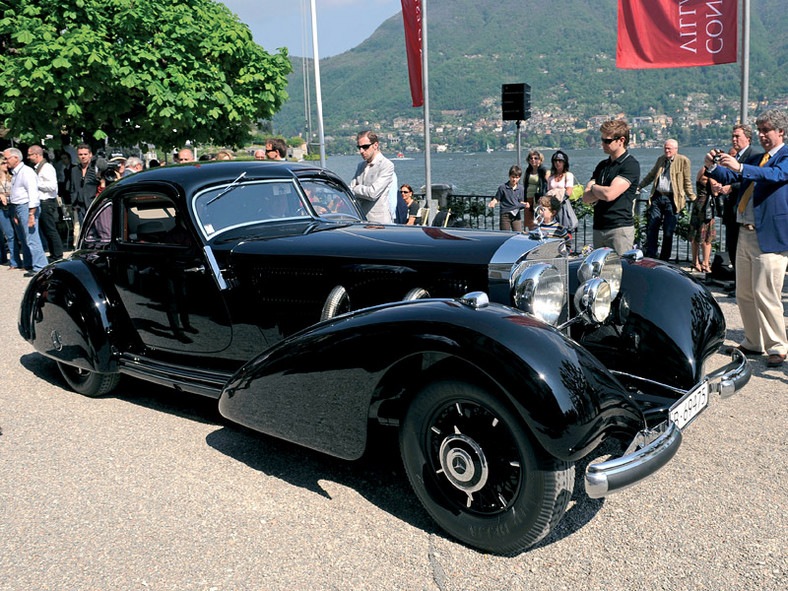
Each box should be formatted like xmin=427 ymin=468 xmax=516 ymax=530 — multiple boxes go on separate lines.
xmin=706 ymin=109 xmax=788 ymax=368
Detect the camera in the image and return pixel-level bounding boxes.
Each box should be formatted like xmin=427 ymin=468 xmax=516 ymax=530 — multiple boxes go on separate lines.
xmin=712 ymin=150 xmax=723 ymax=164
xmin=102 ymin=161 xmax=121 ymax=183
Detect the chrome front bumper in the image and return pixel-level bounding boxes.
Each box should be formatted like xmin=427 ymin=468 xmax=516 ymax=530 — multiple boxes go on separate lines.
xmin=585 ymin=350 xmax=750 ymax=498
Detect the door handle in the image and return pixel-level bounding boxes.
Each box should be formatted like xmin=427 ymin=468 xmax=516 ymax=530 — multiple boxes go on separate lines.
xmin=185 ymin=265 xmax=205 ymax=273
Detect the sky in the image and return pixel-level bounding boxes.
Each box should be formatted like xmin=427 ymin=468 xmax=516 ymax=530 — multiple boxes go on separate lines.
xmin=221 ymin=0 xmax=403 ymax=58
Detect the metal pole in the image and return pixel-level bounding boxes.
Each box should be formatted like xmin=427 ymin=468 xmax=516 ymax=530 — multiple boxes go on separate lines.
xmin=740 ymin=0 xmax=750 ymax=124
xmin=422 ymin=0 xmax=432 ymax=216
xmin=516 ymin=120 xmax=522 ymax=169
xmin=309 ymin=0 xmax=326 ymax=168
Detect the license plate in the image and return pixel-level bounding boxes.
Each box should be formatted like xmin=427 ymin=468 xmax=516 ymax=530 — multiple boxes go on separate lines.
xmin=669 ymin=381 xmax=709 ymax=430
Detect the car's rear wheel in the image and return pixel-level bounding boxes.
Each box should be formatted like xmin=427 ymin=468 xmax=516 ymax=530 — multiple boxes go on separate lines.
xmin=57 ymin=362 xmax=120 ymax=397
xmin=400 ymin=380 xmax=574 ymax=554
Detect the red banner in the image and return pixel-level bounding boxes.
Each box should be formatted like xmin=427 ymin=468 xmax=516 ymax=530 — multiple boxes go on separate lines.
xmin=401 ymin=0 xmax=423 ymax=107
xmin=617 ymin=0 xmax=738 ymax=69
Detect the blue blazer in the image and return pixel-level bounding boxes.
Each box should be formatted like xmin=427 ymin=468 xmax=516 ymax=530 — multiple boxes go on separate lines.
xmin=710 ymin=145 xmax=788 ymax=253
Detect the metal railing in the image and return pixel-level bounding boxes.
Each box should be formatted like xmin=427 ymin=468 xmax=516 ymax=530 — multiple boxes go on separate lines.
xmin=415 ymin=192 xmax=727 ymax=264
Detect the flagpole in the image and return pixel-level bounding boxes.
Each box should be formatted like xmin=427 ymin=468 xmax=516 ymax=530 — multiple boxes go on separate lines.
xmin=740 ymin=0 xmax=750 ymax=124
xmin=422 ymin=0 xmax=432 ymax=216
xmin=309 ymin=0 xmax=326 ymax=168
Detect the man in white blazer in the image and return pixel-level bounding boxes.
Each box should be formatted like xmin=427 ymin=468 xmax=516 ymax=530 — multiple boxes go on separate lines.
xmin=349 ymin=131 xmax=394 ymax=224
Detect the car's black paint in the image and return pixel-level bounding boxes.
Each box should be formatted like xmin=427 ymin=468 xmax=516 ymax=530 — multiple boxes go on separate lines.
xmin=220 ymin=298 xmax=642 ymax=462
xmin=569 ymin=258 xmax=726 ymax=390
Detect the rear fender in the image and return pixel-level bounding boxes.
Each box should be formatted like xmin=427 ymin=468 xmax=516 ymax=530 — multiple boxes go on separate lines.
xmin=18 ymin=261 xmax=123 ymax=373
xmin=219 ymin=298 xmax=641 ymax=462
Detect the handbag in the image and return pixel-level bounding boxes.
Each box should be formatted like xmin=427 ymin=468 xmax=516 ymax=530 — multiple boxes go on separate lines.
xmin=557 ymin=196 xmax=579 ymax=232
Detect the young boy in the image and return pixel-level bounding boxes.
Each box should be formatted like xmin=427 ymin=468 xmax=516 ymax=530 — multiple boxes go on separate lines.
xmin=488 ymin=165 xmax=527 ymax=231
xmin=536 ymin=194 xmax=571 ymax=243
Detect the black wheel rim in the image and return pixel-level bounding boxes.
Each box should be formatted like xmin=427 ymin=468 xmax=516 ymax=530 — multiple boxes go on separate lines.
xmin=425 ymin=399 xmax=523 ymax=516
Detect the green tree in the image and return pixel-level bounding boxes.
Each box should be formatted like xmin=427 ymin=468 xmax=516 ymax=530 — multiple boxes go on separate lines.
xmin=0 ymin=0 xmax=292 ymax=149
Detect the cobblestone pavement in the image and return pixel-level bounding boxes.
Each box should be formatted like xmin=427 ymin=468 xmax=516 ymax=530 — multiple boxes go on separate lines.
xmin=1 ymin=263 xmax=786 ymax=591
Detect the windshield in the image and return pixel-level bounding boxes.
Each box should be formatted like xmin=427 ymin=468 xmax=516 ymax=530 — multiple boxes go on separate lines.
xmin=193 ymin=180 xmax=309 ymax=239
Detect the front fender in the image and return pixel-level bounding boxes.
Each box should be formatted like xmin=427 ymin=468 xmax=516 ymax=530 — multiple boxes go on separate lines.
xmin=219 ymin=298 xmax=641 ymax=462
xmin=570 ymin=257 xmax=726 ymax=389
xmin=18 ymin=260 xmax=123 ymax=373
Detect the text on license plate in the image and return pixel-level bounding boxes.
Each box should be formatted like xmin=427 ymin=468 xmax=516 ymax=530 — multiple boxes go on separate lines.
xmin=669 ymin=381 xmax=709 ymax=430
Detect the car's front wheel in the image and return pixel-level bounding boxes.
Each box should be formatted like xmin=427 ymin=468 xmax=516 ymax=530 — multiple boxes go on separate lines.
xmin=57 ymin=362 xmax=120 ymax=397
xmin=400 ymin=380 xmax=574 ymax=554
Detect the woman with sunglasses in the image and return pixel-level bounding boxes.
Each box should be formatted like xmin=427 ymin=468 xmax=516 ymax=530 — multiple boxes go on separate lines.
xmin=400 ymin=184 xmax=421 ymax=225
xmin=522 ymin=150 xmax=548 ymax=229
xmin=547 ymin=150 xmax=576 ymax=199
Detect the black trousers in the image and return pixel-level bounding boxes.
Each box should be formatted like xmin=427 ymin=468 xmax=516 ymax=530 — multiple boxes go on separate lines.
xmin=38 ymin=198 xmax=64 ymax=260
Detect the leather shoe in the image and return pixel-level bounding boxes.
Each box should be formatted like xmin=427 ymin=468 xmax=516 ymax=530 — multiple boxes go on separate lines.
xmin=23 ymin=270 xmax=38 ymax=278
xmin=767 ymin=354 xmax=786 ymax=367
xmin=723 ymin=344 xmax=763 ymax=356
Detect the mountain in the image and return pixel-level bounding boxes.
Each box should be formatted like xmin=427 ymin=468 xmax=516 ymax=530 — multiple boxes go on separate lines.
xmin=272 ymin=0 xmax=787 ymax=151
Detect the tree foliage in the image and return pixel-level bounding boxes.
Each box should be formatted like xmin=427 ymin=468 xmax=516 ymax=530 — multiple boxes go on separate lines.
xmin=0 ymin=0 xmax=292 ymax=149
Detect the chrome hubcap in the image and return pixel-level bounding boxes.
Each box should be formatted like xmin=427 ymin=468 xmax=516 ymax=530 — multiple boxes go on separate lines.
xmin=439 ymin=434 xmax=488 ymax=494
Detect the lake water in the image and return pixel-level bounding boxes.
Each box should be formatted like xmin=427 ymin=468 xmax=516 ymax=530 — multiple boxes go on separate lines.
xmin=324 ymin=146 xmax=716 ymax=195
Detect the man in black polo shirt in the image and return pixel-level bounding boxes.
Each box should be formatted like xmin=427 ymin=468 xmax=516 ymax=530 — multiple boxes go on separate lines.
xmin=583 ymin=119 xmax=640 ymax=255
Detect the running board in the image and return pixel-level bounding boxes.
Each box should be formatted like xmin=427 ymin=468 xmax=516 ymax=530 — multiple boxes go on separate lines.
xmin=118 ymin=353 xmax=232 ymax=398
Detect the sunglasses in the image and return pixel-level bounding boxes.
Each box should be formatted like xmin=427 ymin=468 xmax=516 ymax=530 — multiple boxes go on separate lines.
xmin=601 ymin=137 xmax=621 ymax=144
xmin=357 ymin=143 xmax=374 ymax=150
xmin=401 ymin=190 xmax=412 ymax=194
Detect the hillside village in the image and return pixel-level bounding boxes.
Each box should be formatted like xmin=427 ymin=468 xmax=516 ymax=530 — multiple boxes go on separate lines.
xmin=325 ymin=93 xmax=788 ymax=155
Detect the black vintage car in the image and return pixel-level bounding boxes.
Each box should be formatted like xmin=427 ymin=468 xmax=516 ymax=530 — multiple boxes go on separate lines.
xmin=19 ymin=161 xmax=749 ymax=554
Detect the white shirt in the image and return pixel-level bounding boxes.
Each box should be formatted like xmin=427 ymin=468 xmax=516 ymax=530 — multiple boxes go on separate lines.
xmin=34 ymin=161 xmax=58 ymax=201
xmin=9 ymin=162 xmax=39 ymax=208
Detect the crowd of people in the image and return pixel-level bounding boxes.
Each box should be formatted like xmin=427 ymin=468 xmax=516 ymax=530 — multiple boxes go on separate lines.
xmin=0 ymin=136 xmax=291 ymax=272
xmin=3 ymin=112 xmax=785 ymax=365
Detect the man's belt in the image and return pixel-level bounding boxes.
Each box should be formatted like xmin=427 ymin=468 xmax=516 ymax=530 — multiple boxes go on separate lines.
xmin=654 ymin=190 xmax=673 ymax=197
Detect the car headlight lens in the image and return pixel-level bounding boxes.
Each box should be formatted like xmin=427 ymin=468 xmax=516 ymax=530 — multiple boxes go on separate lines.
xmin=577 ymin=247 xmax=622 ymax=300
xmin=574 ymin=278 xmax=612 ymax=324
xmin=512 ymin=262 xmax=564 ymax=325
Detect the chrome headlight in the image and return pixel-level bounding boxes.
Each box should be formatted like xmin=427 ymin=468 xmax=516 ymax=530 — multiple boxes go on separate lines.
xmin=578 ymin=248 xmax=622 ymax=300
xmin=574 ymin=278 xmax=612 ymax=324
xmin=512 ymin=262 xmax=564 ymax=325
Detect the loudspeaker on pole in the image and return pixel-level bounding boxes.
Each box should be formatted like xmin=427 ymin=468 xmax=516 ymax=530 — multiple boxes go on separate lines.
xmin=502 ymin=83 xmax=531 ymax=121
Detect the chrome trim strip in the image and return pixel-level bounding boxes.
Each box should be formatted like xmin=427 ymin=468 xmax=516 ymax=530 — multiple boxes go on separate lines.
xmin=203 ymin=245 xmax=228 ymax=291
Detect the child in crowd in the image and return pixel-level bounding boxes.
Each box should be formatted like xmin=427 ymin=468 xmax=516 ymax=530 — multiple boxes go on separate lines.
xmin=535 ymin=194 xmax=571 ymax=244
xmin=488 ymin=165 xmax=527 ymax=232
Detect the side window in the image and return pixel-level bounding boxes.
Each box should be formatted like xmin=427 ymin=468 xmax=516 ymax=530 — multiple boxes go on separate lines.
xmin=300 ymin=180 xmax=360 ymax=218
xmin=82 ymin=202 xmax=113 ymax=249
xmin=122 ymin=194 xmax=191 ymax=247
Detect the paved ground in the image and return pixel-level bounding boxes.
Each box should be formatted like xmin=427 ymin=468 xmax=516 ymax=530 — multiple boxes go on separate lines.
xmin=1 ymin=263 xmax=786 ymax=591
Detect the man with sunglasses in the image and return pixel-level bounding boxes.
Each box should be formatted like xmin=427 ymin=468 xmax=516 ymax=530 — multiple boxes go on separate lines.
xmin=583 ymin=120 xmax=640 ymax=256
xmin=705 ymin=108 xmax=788 ymax=368
xmin=349 ymin=130 xmax=394 ymax=224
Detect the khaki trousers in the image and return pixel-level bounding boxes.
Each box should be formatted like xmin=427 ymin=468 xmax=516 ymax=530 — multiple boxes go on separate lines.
xmin=593 ymin=226 xmax=635 ymax=257
xmin=735 ymin=229 xmax=788 ymax=356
